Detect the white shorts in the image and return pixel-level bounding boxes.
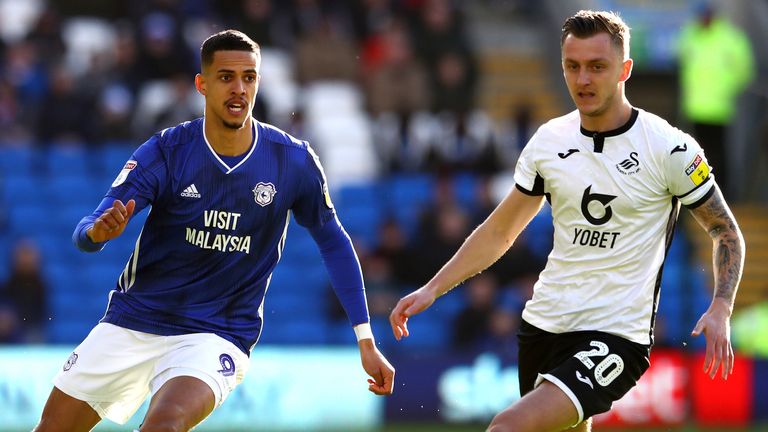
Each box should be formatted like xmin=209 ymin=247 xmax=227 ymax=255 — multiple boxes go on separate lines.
xmin=53 ymin=323 xmax=250 ymax=425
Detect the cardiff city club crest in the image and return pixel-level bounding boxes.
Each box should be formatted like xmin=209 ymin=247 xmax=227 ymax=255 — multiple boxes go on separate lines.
xmin=253 ymin=182 xmax=277 ymax=207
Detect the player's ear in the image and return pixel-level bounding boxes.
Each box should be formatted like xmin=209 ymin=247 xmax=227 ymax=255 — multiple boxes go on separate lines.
xmin=619 ymin=58 xmax=633 ymax=82
xmin=195 ymin=73 xmax=206 ymax=96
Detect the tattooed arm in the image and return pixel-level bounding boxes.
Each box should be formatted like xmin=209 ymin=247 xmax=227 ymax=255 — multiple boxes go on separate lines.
xmin=687 ymin=185 xmax=745 ymax=380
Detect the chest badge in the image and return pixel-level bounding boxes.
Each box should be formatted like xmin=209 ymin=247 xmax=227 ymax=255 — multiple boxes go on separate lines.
xmin=615 ymin=151 xmax=641 ymax=175
xmin=253 ymin=182 xmax=277 ymax=207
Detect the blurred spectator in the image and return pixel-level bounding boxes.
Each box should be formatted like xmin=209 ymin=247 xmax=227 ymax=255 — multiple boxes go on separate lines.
xmin=35 ymin=63 xmax=93 ymax=145
xmin=370 ymin=111 xmax=434 ymax=173
xmin=223 ymin=0 xmax=294 ymax=50
xmin=364 ymin=17 xmax=432 ymax=172
xmin=409 ymin=176 xmax=472 ymax=283
xmin=5 ymin=41 xmax=49 ymax=125
xmin=0 ymin=29 xmax=6 ymax=61
xmin=0 ymin=304 xmax=22 ymax=343
xmin=428 ymin=111 xmax=500 ymax=174
xmin=452 ymin=272 xmax=521 ymax=357
xmin=0 ymin=77 xmax=28 ymax=142
xmin=430 ymin=50 xmax=476 ymax=114
xmin=359 ymin=252 xmax=401 ymax=318
xmin=364 ymin=18 xmax=430 ymax=117
xmin=485 ymin=307 xmax=521 ymax=358
xmin=132 ymin=12 xmax=195 ymax=82
xmin=678 ymin=2 xmax=755 ymax=199
xmin=371 ymin=217 xmax=415 ymax=288
xmin=295 ymin=12 xmax=359 ymax=84
xmin=409 ymin=0 xmax=478 ymax=114
xmin=731 ymin=290 xmax=768 ymax=358
xmin=0 ymin=239 xmax=48 ymax=343
xmin=467 ymin=176 xmax=544 ymax=290
xmin=84 ymin=27 xmax=140 ymax=142
xmin=91 ymin=83 xmax=136 ymax=143
xmin=151 ymin=73 xmax=201 ymax=131
xmin=106 ymin=26 xmax=142 ymax=94
xmin=453 ymin=272 xmax=497 ymax=349
xmin=25 ymin=6 xmax=67 ymax=68
xmin=349 ymin=0 xmax=400 ymax=43
xmin=495 ymin=101 xmax=536 ymax=166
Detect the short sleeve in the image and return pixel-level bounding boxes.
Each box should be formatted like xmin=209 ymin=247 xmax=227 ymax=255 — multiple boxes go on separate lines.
xmin=292 ymin=145 xmax=336 ymax=228
xmin=665 ymin=133 xmax=715 ymax=207
xmin=513 ymin=130 xmax=545 ymax=195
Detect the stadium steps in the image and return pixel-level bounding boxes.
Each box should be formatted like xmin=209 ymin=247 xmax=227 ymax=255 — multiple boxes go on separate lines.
xmin=685 ymin=204 xmax=768 ymax=310
xmin=477 ymin=52 xmax=564 ymax=126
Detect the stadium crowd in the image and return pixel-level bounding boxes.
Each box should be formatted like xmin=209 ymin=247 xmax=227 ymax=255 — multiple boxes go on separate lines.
xmin=0 ymin=0 xmax=762 ymax=360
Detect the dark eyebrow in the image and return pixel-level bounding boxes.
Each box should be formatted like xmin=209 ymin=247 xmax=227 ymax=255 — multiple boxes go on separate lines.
xmin=563 ymin=57 xmax=608 ymax=64
xmin=216 ymin=68 xmax=258 ymax=74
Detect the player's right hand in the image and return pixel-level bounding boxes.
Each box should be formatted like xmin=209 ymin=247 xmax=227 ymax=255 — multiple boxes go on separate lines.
xmin=87 ymin=199 xmax=136 ymax=243
xmin=389 ymin=286 xmax=437 ymax=341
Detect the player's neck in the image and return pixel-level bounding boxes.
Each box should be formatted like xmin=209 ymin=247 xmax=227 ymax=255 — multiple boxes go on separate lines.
xmin=580 ymin=98 xmax=633 ymax=133
xmin=204 ymin=117 xmax=254 ymax=156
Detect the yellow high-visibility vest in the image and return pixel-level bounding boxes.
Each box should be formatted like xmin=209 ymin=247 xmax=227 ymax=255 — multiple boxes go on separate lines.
xmin=678 ymin=18 xmax=755 ymax=124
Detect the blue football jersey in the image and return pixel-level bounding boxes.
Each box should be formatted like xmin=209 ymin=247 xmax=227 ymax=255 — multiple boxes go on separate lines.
xmin=98 ymin=118 xmax=341 ymax=353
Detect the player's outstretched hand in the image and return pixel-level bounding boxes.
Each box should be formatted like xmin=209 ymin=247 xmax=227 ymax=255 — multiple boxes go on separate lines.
xmin=389 ymin=286 xmax=437 ymax=341
xmin=691 ymin=298 xmax=734 ymax=380
xmin=358 ymin=339 xmax=395 ymax=395
xmin=88 ymin=199 xmax=136 ymax=243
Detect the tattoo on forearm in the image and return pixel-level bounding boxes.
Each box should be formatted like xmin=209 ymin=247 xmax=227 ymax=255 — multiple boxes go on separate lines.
xmin=695 ymin=193 xmax=744 ymax=303
xmin=714 ymin=236 xmax=741 ymax=301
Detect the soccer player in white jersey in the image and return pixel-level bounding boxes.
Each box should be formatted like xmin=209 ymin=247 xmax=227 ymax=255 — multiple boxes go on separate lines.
xmin=34 ymin=30 xmax=394 ymax=432
xmin=390 ymin=10 xmax=744 ymax=432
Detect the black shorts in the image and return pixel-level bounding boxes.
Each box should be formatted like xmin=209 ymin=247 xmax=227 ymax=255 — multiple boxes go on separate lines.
xmin=517 ymin=319 xmax=650 ymax=423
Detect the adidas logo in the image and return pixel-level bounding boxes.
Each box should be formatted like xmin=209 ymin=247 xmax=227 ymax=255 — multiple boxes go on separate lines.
xmin=181 ymin=184 xmax=201 ymax=199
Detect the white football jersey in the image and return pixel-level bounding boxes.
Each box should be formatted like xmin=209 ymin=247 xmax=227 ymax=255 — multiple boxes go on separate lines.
xmin=514 ymin=108 xmax=715 ymax=345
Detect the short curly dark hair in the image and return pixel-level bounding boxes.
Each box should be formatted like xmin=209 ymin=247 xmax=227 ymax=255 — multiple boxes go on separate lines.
xmin=200 ymin=30 xmax=260 ymax=70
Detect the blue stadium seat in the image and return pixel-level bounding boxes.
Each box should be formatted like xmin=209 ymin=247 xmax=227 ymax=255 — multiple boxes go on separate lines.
xmin=336 ymin=204 xmax=383 ymax=248
xmin=0 ymin=233 xmax=10 ymax=281
xmin=391 ymin=312 xmax=451 ymax=351
xmin=0 ymin=145 xmax=40 ymax=176
xmin=97 ymin=143 xmax=135 ymax=179
xmin=44 ymin=145 xmax=91 ymax=177
xmin=33 ymin=232 xmax=73 ymax=266
xmin=47 ymin=205 xmax=92 ymax=238
xmin=427 ymin=287 xmax=466 ymax=319
xmin=453 ymin=172 xmax=479 ymax=210
xmin=335 ymin=182 xmax=382 ymax=209
xmin=45 ymin=175 xmax=102 ymax=206
xmin=7 ymin=205 xmax=47 ymax=237
xmin=1 ymin=176 xmax=45 ymax=207
xmin=266 ymin=290 xmax=328 ymax=320
xmin=48 ymin=319 xmax=98 ymax=344
xmin=524 ymin=205 xmax=554 ymax=259
xmin=258 ymin=319 xmax=329 ymax=345
xmin=281 ymin=223 xmax=320 ymax=262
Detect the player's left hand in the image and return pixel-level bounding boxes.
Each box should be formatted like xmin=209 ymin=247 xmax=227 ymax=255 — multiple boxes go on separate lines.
xmin=691 ymin=297 xmax=734 ymax=380
xmin=358 ymin=339 xmax=395 ymax=396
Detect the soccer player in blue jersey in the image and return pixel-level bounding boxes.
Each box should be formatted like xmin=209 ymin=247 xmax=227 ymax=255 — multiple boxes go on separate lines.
xmin=34 ymin=30 xmax=395 ymax=432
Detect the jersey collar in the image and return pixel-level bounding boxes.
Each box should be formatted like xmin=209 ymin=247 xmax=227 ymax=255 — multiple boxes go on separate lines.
xmin=201 ymin=117 xmax=258 ymax=174
xmin=580 ymin=108 xmax=639 ymax=153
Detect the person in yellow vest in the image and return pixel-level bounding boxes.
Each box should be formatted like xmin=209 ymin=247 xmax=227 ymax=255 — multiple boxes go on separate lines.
xmin=732 ymin=290 xmax=768 ymax=358
xmin=678 ymin=2 xmax=755 ymax=199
